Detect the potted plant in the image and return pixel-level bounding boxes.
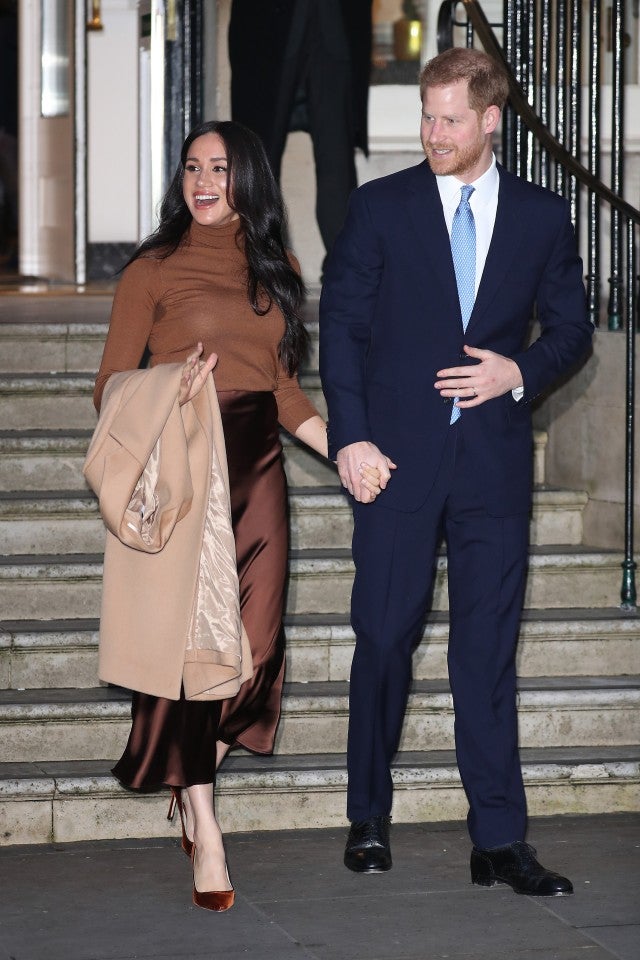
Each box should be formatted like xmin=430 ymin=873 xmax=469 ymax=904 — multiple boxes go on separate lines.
xmin=393 ymin=0 xmax=423 ymax=61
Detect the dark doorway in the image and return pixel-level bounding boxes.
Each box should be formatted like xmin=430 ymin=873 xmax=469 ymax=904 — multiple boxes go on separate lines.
xmin=164 ymin=0 xmax=204 ymax=191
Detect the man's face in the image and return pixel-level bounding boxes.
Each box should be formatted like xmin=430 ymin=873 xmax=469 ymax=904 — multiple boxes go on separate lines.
xmin=420 ymin=80 xmax=498 ymax=182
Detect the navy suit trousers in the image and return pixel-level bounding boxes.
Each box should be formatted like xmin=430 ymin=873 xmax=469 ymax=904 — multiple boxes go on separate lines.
xmin=347 ymin=420 xmax=530 ymax=849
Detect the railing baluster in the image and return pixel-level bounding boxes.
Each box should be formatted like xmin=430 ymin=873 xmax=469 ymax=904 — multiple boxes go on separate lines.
xmin=502 ymin=0 xmax=516 ymax=172
xmin=514 ymin=0 xmax=526 ymax=178
xmin=524 ymin=0 xmax=536 ymax=184
xmin=554 ymin=0 xmax=567 ymax=198
xmin=608 ymin=0 xmax=625 ymax=331
xmin=621 ymin=218 xmax=637 ymax=608
xmin=568 ymin=0 xmax=581 ymax=242
xmin=538 ymin=0 xmax=551 ymax=189
xmin=587 ymin=0 xmax=602 ymax=327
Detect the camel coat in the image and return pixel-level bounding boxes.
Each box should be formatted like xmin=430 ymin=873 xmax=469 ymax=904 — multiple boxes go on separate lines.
xmin=83 ymin=363 xmax=252 ymax=701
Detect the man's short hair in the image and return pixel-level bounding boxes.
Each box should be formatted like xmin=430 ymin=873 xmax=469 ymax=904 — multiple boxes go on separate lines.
xmin=419 ymin=47 xmax=509 ymax=114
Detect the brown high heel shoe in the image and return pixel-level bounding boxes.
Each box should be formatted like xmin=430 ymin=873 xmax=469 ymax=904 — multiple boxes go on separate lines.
xmin=167 ymin=787 xmax=193 ymax=859
xmin=191 ymin=845 xmax=235 ymax=912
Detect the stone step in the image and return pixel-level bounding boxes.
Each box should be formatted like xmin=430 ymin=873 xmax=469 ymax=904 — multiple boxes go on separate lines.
xmin=0 ymin=547 xmax=629 ymax=621
xmin=0 ymin=619 xmax=101 ymax=689
xmin=0 ymin=296 xmax=113 ymax=374
xmin=3 ymin=609 xmax=637 ymax=691
xmin=0 ymin=322 xmax=109 ymax=375
xmin=351 ymin=608 xmax=640 ymax=683
xmin=0 ymin=371 xmax=328 ymax=431
xmin=278 ymin=677 xmax=640 ymax=758
xmin=0 ymin=374 xmax=549 ymax=488
xmin=0 ymin=430 xmax=338 ymax=491
xmin=0 ymin=374 xmax=98 ymax=431
xmin=0 ymin=431 xmax=92 ymax=492
xmin=0 ymin=678 xmax=637 ymax=764
xmin=0 ymin=483 xmax=587 ymax=555
xmin=1 ymin=746 xmax=638 ymax=845
xmin=0 ymin=301 xmax=320 ymax=375
xmin=286 ymin=546 xmax=629 ymax=614
xmin=0 ymin=491 xmax=104 ymax=554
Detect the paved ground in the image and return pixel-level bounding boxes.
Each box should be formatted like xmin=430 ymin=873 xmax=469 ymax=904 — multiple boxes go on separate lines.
xmin=1 ymin=812 xmax=638 ymax=960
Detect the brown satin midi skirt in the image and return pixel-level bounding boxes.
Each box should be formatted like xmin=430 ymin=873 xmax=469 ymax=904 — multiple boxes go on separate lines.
xmin=112 ymin=391 xmax=288 ymax=789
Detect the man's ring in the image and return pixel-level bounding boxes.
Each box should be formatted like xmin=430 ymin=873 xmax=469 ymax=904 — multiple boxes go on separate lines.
xmin=472 ymin=388 xmax=477 ymax=397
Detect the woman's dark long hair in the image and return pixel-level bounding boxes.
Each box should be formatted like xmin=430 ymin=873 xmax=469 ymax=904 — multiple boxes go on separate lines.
xmin=126 ymin=120 xmax=308 ymax=376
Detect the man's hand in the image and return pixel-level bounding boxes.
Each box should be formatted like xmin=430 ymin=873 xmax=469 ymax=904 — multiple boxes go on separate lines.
xmin=179 ymin=342 xmax=218 ymax=406
xmin=336 ymin=441 xmax=397 ymax=504
xmin=434 ymin=344 xmax=523 ymax=408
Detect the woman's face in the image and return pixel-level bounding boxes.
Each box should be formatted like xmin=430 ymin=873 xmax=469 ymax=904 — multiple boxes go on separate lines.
xmin=182 ymin=132 xmax=239 ymax=228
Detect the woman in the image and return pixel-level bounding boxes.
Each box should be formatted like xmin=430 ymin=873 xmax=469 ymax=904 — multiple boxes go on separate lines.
xmin=93 ymin=120 xmax=381 ymax=912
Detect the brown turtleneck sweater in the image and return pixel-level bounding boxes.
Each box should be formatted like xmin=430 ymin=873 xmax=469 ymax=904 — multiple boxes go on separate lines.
xmin=94 ymin=219 xmax=318 ymax=435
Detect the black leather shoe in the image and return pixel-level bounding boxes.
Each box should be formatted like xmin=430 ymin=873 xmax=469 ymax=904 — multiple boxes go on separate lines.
xmin=471 ymin=841 xmax=573 ymax=896
xmin=344 ymin=815 xmax=392 ymax=873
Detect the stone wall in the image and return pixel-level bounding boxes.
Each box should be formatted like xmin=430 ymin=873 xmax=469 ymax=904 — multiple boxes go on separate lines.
xmin=534 ymin=329 xmax=640 ymax=550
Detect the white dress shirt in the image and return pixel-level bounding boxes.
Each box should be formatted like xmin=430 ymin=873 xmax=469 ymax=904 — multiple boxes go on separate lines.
xmin=435 ymin=155 xmax=523 ymax=400
xmin=436 ymin=153 xmax=499 ymax=297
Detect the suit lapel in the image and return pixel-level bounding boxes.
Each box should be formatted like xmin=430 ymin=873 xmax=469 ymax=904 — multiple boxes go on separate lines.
xmin=466 ymin=167 xmax=525 ymax=335
xmin=402 ymin=163 xmax=527 ymax=335
xmin=404 ymin=162 xmax=460 ymax=316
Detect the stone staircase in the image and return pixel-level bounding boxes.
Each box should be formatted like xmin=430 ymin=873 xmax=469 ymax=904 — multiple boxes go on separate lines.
xmin=0 ymin=293 xmax=639 ymax=846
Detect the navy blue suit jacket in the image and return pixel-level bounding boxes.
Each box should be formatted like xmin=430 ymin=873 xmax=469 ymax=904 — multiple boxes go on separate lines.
xmin=319 ymin=160 xmax=593 ymax=516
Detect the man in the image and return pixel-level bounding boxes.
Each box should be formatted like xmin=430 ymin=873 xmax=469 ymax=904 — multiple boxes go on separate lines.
xmin=319 ymin=47 xmax=592 ymax=895
xmin=229 ymin=0 xmax=372 ymax=267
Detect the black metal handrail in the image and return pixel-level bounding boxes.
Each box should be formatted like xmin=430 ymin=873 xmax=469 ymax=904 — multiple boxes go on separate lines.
xmin=439 ymin=0 xmax=640 ymax=226
xmin=437 ymin=0 xmax=637 ymax=610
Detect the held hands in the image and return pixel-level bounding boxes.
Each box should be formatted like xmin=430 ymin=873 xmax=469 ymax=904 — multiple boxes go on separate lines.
xmin=179 ymin=342 xmax=218 ymax=406
xmin=434 ymin=344 xmax=523 ymax=407
xmin=336 ymin=441 xmax=397 ymax=504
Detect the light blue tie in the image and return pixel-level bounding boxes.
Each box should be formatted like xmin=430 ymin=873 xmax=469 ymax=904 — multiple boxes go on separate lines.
xmin=450 ymin=184 xmax=476 ymax=424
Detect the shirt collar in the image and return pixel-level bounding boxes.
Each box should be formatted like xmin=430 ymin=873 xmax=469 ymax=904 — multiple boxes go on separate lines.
xmin=436 ymin=153 xmax=498 ymax=209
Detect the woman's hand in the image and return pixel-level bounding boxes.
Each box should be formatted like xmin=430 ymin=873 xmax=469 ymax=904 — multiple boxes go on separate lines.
xmin=179 ymin=342 xmax=218 ymax=406
xmin=358 ymin=461 xmax=389 ymax=500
